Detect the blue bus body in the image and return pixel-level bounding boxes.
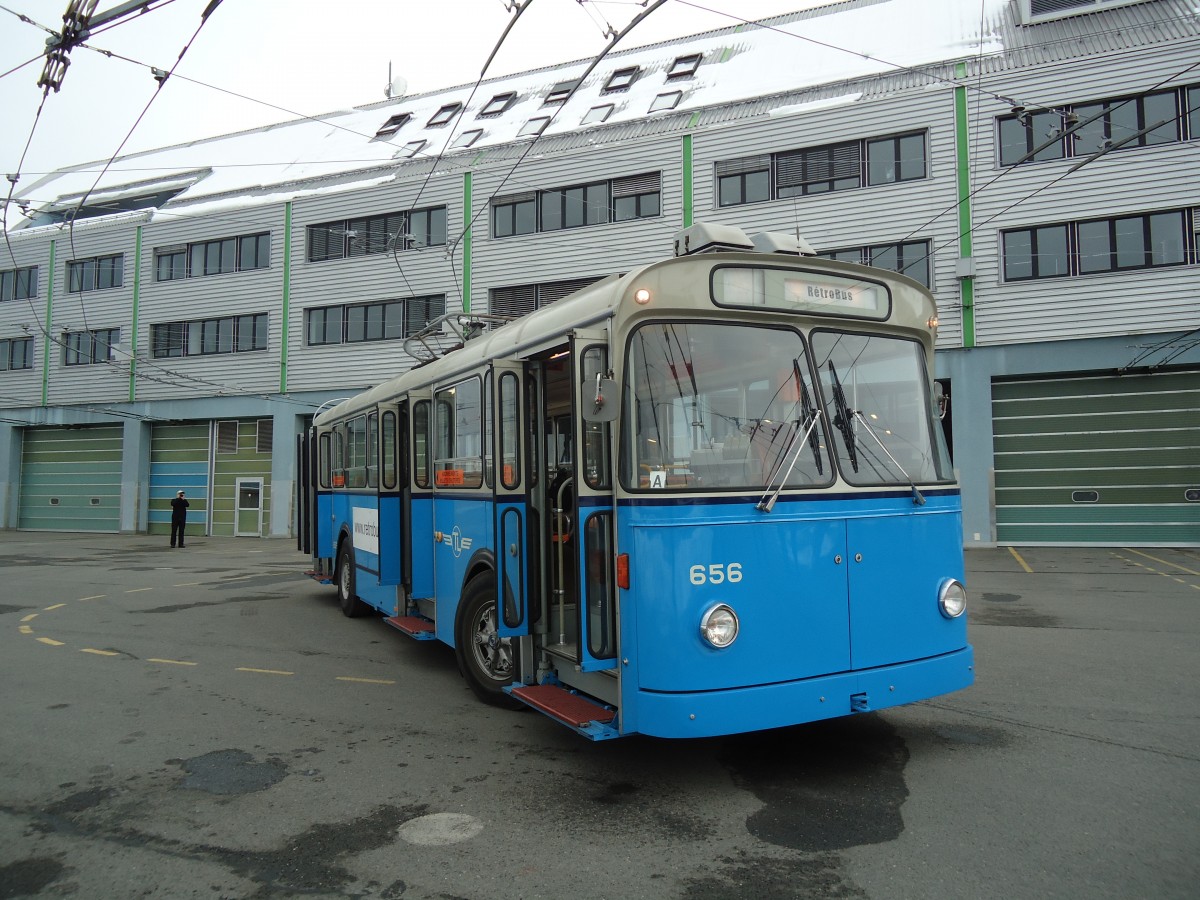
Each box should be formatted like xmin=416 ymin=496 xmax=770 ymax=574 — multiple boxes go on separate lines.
xmin=300 ymin=225 xmax=974 ymax=740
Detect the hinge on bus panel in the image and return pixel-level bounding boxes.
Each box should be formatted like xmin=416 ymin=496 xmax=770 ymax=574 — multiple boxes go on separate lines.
xmin=850 ymin=692 xmax=870 ymax=713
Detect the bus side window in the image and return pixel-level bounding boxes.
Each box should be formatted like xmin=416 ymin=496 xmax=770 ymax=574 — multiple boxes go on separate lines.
xmin=500 ymin=371 xmax=520 ymax=490
xmin=483 ymin=371 xmax=494 ymax=489
xmin=366 ymin=411 xmax=379 ymax=489
xmin=381 ymin=410 xmax=397 ymax=490
xmin=434 ymin=378 xmax=483 ymax=489
xmin=526 ymin=374 xmax=539 ymax=488
xmin=318 ymin=431 xmax=332 ymax=489
xmin=413 ymin=400 xmax=431 ymax=489
xmin=581 ymin=346 xmax=611 ymax=490
xmin=331 ymin=424 xmax=346 ymax=488
xmin=347 ymin=416 xmax=367 ymax=488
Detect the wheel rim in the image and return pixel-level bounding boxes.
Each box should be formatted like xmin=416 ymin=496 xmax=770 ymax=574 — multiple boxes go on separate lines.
xmin=339 ymin=556 xmax=351 ymax=600
xmin=470 ymin=600 xmax=513 ymax=683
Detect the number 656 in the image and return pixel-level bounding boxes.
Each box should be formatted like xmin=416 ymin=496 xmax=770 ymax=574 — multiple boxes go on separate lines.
xmin=689 ymin=563 xmax=743 ymax=585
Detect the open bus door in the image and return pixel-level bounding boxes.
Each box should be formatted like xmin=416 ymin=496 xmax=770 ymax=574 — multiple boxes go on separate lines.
xmin=492 ymin=361 xmax=531 ymax=645
xmin=376 ymin=402 xmax=405 ymax=602
xmin=572 ymin=332 xmax=618 ymax=673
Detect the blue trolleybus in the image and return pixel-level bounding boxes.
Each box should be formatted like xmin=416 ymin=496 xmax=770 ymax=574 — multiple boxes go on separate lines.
xmin=298 ymin=223 xmax=973 ymax=740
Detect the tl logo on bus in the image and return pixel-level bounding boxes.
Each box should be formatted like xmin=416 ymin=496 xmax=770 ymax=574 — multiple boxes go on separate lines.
xmin=435 ymin=526 xmax=474 ymax=558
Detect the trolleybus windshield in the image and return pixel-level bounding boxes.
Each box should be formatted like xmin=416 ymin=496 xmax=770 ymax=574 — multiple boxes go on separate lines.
xmin=624 ymin=322 xmax=830 ymax=491
xmin=811 ymin=331 xmax=952 ymax=487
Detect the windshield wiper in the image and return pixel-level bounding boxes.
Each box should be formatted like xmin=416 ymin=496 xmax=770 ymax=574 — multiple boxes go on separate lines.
xmin=756 ymin=409 xmax=822 ymax=513
xmin=852 ymin=411 xmax=926 ymax=506
xmin=796 ymin=358 xmax=823 ymax=477
xmin=827 ymin=360 xmax=858 ymax=473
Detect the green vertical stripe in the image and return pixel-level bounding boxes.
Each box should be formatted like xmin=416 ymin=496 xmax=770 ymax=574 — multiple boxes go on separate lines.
xmin=462 ymin=171 xmax=473 ymax=313
xmin=43 ymin=240 xmax=54 ymax=406
xmin=682 ymin=134 xmax=694 ymax=228
xmin=129 ymin=226 xmax=142 ymax=402
xmin=280 ymin=202 xmax=291 ymax=393
xmin=954 ymin=83 xmax=975 ymax=348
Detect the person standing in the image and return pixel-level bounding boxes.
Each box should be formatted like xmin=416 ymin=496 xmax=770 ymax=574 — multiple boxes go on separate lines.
xmin=170 ymin=490 xmax=190 ymax=548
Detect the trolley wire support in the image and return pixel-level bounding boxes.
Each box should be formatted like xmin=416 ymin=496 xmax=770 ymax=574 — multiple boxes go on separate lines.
xmin=402 ymin=312 xmax=516 ymax=365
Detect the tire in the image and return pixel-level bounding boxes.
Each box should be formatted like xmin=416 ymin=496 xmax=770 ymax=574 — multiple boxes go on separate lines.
xmin=455 ymin=573 xmax=522 ymax=708
xmin=336 ymin=541 xmax=370 ymax=618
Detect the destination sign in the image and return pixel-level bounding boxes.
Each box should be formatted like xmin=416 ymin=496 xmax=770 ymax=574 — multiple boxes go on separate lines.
xmin=712 ymin=266 xmax=889 ymax=320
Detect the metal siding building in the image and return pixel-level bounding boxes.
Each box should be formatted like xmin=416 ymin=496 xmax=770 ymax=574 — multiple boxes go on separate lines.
xmin=1 ymin=0 xmax=1197 ymax=545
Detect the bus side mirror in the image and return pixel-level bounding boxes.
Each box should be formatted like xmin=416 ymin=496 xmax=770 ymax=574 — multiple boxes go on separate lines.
xmin=934 ymin=382 xmax=949 ymax=420
xmin=584 ymin=377 xmax=620 ymax=423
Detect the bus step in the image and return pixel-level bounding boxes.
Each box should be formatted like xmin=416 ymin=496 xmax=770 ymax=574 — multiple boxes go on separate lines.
xmin=507 ymin=683 xmax=621 ymax=741
xmin=304 ymin=570 xmax=333 ymax=585
xmin=384 ymin=615 xmax=436 ymax=640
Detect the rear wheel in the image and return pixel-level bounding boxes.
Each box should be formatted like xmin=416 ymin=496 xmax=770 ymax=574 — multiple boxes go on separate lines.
xmin=456 ymin=573 xmax=521 ymax=708
xmin=336 ymin=542 xmax=370 ymax=618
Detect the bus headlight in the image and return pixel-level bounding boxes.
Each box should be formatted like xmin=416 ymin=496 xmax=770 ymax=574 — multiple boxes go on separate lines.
xmin=700 ymin=604 xmax=739 ymax=648
xmin=938 ymin=579 xmax=967 ymax=618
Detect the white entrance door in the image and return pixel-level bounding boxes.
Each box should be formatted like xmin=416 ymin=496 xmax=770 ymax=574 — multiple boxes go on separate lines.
xmin=234 ymin=478 xmax=263 ymax=537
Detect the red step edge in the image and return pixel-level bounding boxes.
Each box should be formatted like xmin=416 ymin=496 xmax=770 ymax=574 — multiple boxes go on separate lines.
xmin=385 ymin=615 xmax=435 ymax=637
xmin=510 ymin=683 xmax=615 ymax=728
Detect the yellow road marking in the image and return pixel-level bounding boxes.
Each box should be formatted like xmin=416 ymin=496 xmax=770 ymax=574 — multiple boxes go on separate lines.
xmin=78 ymin=595 xmax=105 ymax=602
xmin=44 ymin=603 xmax=66 ymax=611
xmin=173 ymin=582 xmax=202 ymax=587
xmin=148 ymin=658 xmax=198 ymax=666
xmin=1007 ymin=546 xmax=1034 ymax=574
xmin=336 ymin=676 xmax=396 ymax=685
xmin=19 ymin=625 xmax=33 ymax=634
xmin=37 ymin=637 xmax=65 ymax=646
xmin=81 ymin=648 xmax=121 ymax=657
xmin=125 ymin=587 xmax=154 ymax=594
xmin=236 ymin=667 xmax=294 ymax=676
xmin=1123 ymin=548 xmax=1200 ymax=577
xmin=20 ymin=614 xmax=37 ymax=622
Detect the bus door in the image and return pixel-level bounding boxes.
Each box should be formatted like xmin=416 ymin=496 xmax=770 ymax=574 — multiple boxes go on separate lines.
xmin=408 ymin=391 xmax=436 ymax=601
xmin=492 ymin=362 xmax=530 ymax=640
xmin=376 ymin=402 xmax=404 ymax=597
xmin=573 ymin=333 xmax=619 ymax=673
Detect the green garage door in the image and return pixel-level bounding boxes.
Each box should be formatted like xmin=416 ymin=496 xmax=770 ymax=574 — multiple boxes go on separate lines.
xmin=19 ymin=425 xmax=124 ymax=532
xmin=992 ymin=371 xmax=1200 ymax=545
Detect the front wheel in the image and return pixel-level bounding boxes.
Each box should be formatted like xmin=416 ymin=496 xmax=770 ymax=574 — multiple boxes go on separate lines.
xmin=455 ymin=573 xmax=521 ymax=708
xmin=336 ymin=542 xmax=370 ymax=618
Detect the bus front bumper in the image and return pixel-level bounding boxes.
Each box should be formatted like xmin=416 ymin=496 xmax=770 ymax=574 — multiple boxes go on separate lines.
xmin=631 ymin=645 xmax=974 ymax=739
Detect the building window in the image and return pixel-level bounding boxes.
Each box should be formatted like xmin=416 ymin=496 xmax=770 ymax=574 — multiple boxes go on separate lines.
xmin=153 ymin=233 xmax=270 ymax=281
xmin=777 ymin=141 xmax=861 ymax=196
xmin=305 ymin=295 xmax=446 ymax=346
xmin=604 ymin=67 xmax=639 ymax=93
xmin=867 ymin=133 xmax=928 ymax=184
xmin=217 ymin=420 xmax=239 ymax=453
xmin=612 ymin=172 xmax=661 ymax=221
xmin=490 ymin=277 xmax=602 ymax=318
xmin=519 ymin=117 xmax=550 ymax=137
xmin=67 ymin=254 xmax=123 ymax=293
xmin=817 ymin=240 xmax=932 ymax=287
xmin=451 ymin=129 xmax=483 ymax=149
xmin=64 ymin=327 xmax=120 ymax=365
xmin=306 ymin=207 xmax=446 ymax=262
xmin=493 ymin=172 xmax=660 ymax=238
xmin=398 ymin=140 xmax=426 ymax=158
xmin=544 ymin=79 xmax=581 ymax=105
xmin=492 ymin=193 xmax=537 ymax=238
xmin=480 ymin=92 xmax=516 ymax=117
xmin=0 ymin=337 xmax=34 ymax=371
xmin=717 ymin=132 xmax=927 ymax=207
xmin=716 ymin=156 xmax=771 ymax=207
xmin=649 ymin=91 xmax=683 ymax=113
xmin=540 ymin=181 xmax=609 ymax=231
xmin=999 ymin=84 xmax=1198 ymax=166
xmin=427 ymin=103 xmax=462 ymax=127
xmin=1003 ymin=210 xmax=1193 ymax=280
xmin=374 ymin=113 xmax=411 ymax=138
xmin=667 ymin=53 xmax=701 ymax=80
xmin=582 ymin=104 xmax=614 ymax=125
xmin=429 ymin=105 xmax=460 ymax=128
xmin=0 ymin=266 xmax=38 ymax=302
xmin=151 ymin=314 xmax=268 ymax=358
